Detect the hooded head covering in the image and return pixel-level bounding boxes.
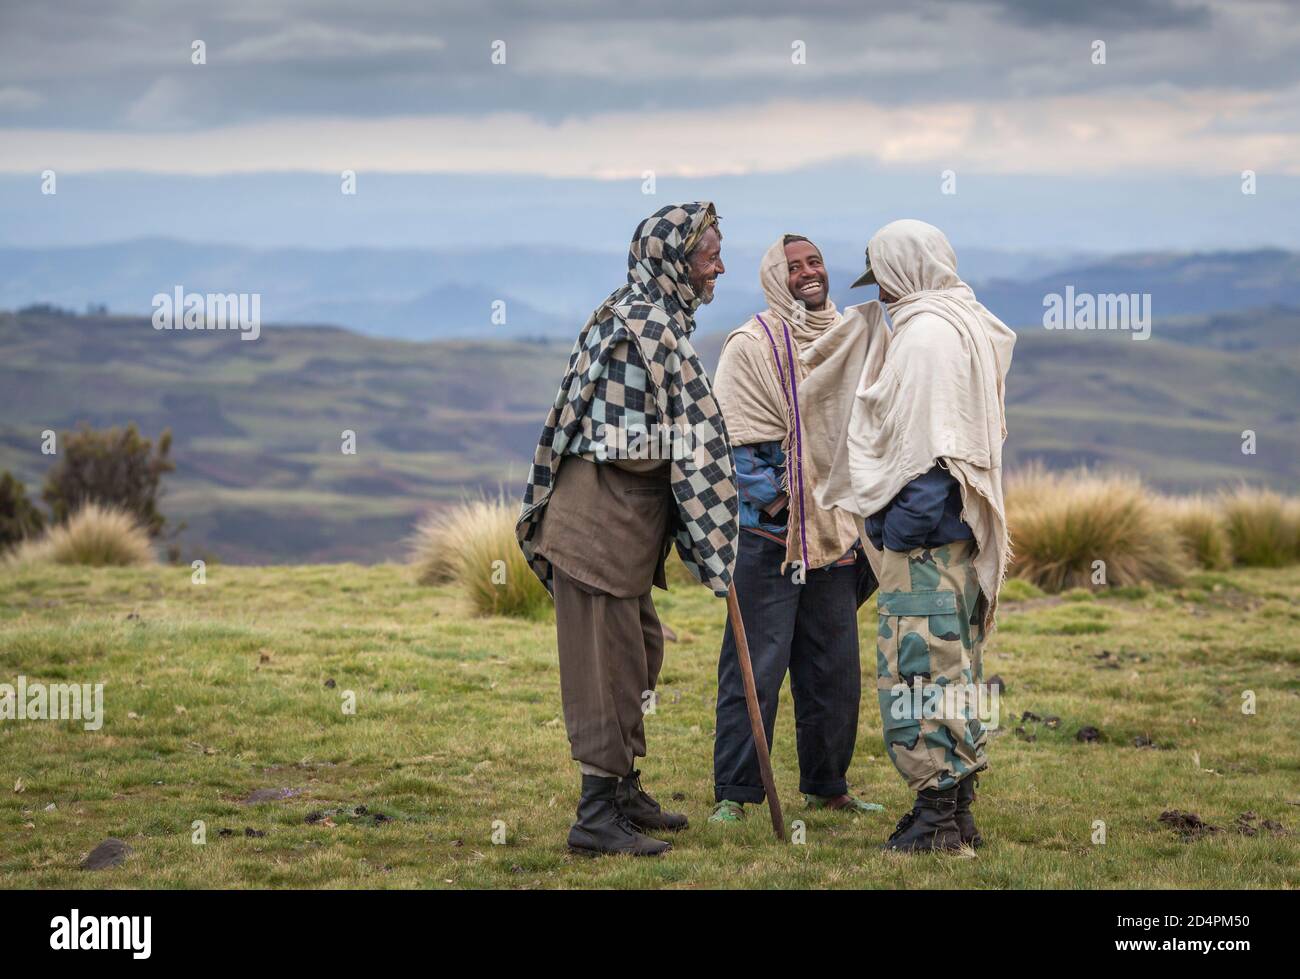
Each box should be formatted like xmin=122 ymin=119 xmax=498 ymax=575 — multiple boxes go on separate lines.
xmin=621 ymin=201 xmax=718 ymax=332
xmin=518 ymin=202 xmax=739 ymax=597
xmin=869 ymin=219 xmax=1016 ymax=455
xmin=814 ymin=219 xmax=1016 ymax=627
xmin=757 ymin=235 xmax=841 ymax=344
xmin=712 ymin=233 xmax=876 ymax=571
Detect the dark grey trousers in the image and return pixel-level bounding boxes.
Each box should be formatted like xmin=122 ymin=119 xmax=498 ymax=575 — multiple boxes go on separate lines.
xmin=713 ymin=531 xmax=868 ymax=802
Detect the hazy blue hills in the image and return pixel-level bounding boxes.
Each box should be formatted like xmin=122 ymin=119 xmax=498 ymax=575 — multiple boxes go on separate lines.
xmin=975 ymin=248 xmax=1300 ymax=328
xmin=6 ymin=240 xmax=1297 ymax=341
xmin=1 ymin=302 xmax=1295 ymax=564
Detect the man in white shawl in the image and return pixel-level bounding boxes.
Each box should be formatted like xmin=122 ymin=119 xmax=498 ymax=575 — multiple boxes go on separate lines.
xmin=808 ymin=219 xmax=1016 ymax=852
xmin=708 ymin=234 xmax=888 ymax=824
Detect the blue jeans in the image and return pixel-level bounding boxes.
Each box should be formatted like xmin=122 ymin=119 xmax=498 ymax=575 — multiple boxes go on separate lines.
xmin=713 ymin=532 xmax=871 ymax=802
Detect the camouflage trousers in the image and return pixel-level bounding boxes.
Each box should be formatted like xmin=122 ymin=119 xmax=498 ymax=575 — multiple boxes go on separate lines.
xmin=875 ymin=540 xmax=989 ymax=793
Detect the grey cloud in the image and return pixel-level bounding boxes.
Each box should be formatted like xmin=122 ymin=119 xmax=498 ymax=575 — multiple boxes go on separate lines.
xmin=981 ymin=0 xmax=1213 ymax=29
xmin=0 ymin=0 xmax=1293 ymax=131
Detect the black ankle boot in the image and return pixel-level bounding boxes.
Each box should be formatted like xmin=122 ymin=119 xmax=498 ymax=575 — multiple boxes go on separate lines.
xmin=955 ymin=775 xmax=983 ymax=848
xmin=881 ymin=786 xmax=963 ymax=852
xmin=567 ymin=774 xmax=671 ymax=857
xmin=615 ymin=769 xmax=689 ymax=832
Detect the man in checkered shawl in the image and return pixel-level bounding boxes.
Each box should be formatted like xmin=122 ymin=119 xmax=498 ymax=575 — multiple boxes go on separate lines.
xmin=517 ymin=201 xmax=738 ymax=856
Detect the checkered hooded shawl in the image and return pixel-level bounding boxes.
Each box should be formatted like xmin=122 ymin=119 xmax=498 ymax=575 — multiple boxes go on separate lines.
xmin=517 ymin=201 xmax=739 ymax=597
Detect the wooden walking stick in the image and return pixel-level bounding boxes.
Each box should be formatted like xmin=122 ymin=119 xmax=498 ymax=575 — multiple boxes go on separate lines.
xmin=725 ymin=583 xmax=785 ymax=842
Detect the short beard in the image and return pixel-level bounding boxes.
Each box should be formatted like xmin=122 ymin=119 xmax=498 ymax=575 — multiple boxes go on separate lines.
xmin=795 ymin=280 xmax=827 ymax=311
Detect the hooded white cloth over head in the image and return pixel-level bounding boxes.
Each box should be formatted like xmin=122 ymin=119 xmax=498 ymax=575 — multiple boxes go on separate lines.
xmin=804 ymin=219 xmax=1016 ymax=627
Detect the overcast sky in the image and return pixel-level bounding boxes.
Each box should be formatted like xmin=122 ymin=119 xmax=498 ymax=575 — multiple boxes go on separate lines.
xmin=2 ymin=0 xmax=1297 ymax=178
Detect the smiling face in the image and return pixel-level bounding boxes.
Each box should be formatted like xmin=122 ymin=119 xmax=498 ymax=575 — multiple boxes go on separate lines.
xmin=784 ymin=238 xmax=828 ymax=311
xmin=686 ymin=226 xmax=724 ymax=305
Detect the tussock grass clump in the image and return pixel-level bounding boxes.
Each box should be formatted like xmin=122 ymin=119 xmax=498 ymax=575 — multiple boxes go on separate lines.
xmin=408 ymin=497 xmax=550 ymax=618
xmin=6 ymin=503 xmax=155 ymax=568
xmin=1291 ymin=498 xmax=1300 ymax=563
xmin=999 ymin=577 xmax=1045 ymax=602
xmin=1005 ymin=467 xmax=1185 ymax=593
xmin=1164 ymin=495 xmax=1233 ymax=570
xmin=1218 ymin=486 xmax=1298 ymax=568
xmin=410 ymin=500 xmax=492 ymax=585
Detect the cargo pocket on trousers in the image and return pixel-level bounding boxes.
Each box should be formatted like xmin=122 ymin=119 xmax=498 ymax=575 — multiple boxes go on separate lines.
xmin=878 ymin=687 xmax=922 ymax=753
xmin=878 ymin=589 xmax=958 ymax=682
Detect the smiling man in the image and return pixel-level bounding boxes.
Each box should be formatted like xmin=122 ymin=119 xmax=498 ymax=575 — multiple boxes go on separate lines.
xmin=708 ymin=234 xmax=884 ymax=825
xmin=517 ymin=202 xmax=739 ymax=857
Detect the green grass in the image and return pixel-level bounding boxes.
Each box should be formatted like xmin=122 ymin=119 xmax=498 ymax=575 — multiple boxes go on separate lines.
xmin=1 ymin=562 xmax=1298 ymax=889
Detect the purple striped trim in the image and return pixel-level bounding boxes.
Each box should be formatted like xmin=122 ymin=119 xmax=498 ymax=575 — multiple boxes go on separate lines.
xmin=778 ymin=317 xmax=810 ymax=571
xmin=755 ymin=313 xmax=809 ymax=572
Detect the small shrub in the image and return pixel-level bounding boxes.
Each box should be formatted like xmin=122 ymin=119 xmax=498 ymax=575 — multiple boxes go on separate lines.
xmin=1218 ymin=486 xmax=1296 ymax=568
xmin=1164 ymin=495 xmax=1232 ymax=570
xmin=0 ymin=471 xmax=45 ymax=553
xmin=42 ymin=424 xmax=174 ymax=537
xmin=409 ymin=497 xmax=549 ymax=618
xmin=6 ymin=503 xmax=155 ymax=568
xmin=1005 ymin=466 xmax=1185 ymax=593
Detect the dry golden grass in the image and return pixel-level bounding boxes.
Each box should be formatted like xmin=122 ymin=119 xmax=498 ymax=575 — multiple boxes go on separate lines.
xmin=408 ymin=497 xmax=549 ymax=618
xmin=1217 ymin=486 xmax=1299 ymax=568
xmin=1005 ymin=466 xmax=1185 ymax=592
xmin=409 ymin=500 xmax=493 ymax=585
xmin=4 ymin=502 xmax=155 ymax=568
xmin=410 ymin=473 xmax=1296 ymax=605
xmin=1164 ymin=495 xmax=1234 ymax=570
xmin=1291 ymin=497 xmax=1300 ymax=561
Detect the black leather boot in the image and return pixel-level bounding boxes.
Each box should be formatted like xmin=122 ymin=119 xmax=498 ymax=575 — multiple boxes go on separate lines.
xmin=881 ymin=786 xmax=963 ymax=852
xmin=616 ymin=769 xmax=689 ymax=832
xmin=567 ymin=774 xmax=671 ymax=857
xmin=955 ymin=775 xmax=983 ymax=848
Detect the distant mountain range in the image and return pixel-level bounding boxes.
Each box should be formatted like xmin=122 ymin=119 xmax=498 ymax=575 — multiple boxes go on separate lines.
xmin=4 ymin=239 xmax=1298 ymax=340
xmin=2 ymin=303 xmax=1295 ymax=564
xmin=974 ymin=249 xmax=1300 ymax=328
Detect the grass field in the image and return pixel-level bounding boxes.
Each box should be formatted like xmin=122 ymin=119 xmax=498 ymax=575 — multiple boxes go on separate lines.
xmin=1 ymin=561 xmax=1297 ymax=889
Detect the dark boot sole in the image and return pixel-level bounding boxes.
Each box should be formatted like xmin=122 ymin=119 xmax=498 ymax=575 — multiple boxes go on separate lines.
xmin=881 ymin=830 xmax=966 ymax=853
xmin=624 ymin=819 xmax=689 ymax=833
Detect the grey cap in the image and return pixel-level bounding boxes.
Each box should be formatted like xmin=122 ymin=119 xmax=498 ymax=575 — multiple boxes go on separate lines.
xmin=850 ymin=247 xmax=876 ymax=288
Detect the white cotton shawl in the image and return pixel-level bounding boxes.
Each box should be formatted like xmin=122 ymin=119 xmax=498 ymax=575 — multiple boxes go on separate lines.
xmin=807 ymin=219 xmax=1017 ymax=627
xmin=713 ymin=236 xmax=870 ymax=570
